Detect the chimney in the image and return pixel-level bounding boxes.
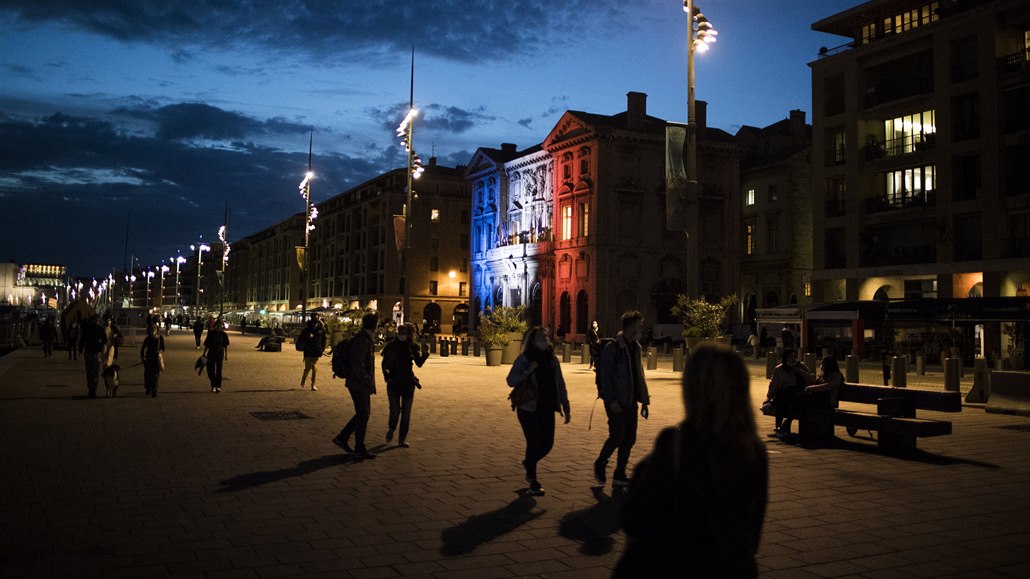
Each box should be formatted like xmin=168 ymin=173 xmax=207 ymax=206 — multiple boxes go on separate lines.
xmin=695 ymin=100 xmax=707 ymax=134
xmin=500 ymin=143 xmax=517 ymax=154
xmin=627 ymin=91 xmax=647 ymax=131
xmin=789 ymin=109 xmax=806 ymax=144
xmin=429 ymin=156 xmax=437 ymax=167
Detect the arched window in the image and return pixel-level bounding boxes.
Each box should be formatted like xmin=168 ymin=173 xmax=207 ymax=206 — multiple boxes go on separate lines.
xmin=422 ymin=303 xmax=442 ymax=334
xmin=576 ymin=290 xmax=588 ymax=334
xmin=529 ymin=283 xmax=543 ymax=327
xmin=559 ymin=292 xmax=571 ymax=334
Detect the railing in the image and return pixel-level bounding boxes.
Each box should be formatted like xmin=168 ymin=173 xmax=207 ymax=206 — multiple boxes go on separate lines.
xmin=865 ymin=134 xmax=936 ymax=160
xmin=824 ymin=149 xmax=846 ymax=167
xmin=864 ymin=78 xmax=933 ymax=108
xmin=861 ymin=244 xmax=936 ymax=267
xmin=864 ymin=189 xmax=936 ymax=213
xmin=1001 ymin=50 xmax=1029 ymax=73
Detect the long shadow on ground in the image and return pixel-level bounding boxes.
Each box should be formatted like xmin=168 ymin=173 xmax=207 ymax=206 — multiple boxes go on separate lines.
xmin=768 ymin=436 xmax=1002 ymax=468
xmin=440 ymin=495 xmax=542 ymax=556
xmin=217 ymin=454 xmax=354 ymax=492
xmin=558 ymin=487 xmax=626 ymax=556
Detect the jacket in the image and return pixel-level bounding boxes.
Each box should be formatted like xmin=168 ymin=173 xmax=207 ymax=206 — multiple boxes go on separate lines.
xmin=300 ymin=325 xmax=326 ymax=358
xmin=346 ymin=330 xmax=376 ymax=395
xmin=381 ymin=338 xmax=429 ymax=393
xmin=506 ymin=352 xmax=570 ymax=415
xmin=598 ymin=331 xmax=650 ymax=408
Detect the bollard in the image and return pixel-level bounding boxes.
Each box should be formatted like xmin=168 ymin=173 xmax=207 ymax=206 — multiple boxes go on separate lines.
xmin=891 ymin=356 xmax=907 ymax=388
xmin=966 ymin=357 xmax=990 ymax=403
xmin=647 ymin=347 xmax=658 ymax=370
xmin=581 ymin=343 xmax=590 ymax=364
xmin=766 ymin=352 xmax=778 ymax=379
xmin=461 ymin=339 xmax=469 ymax=356
xmin=995 ymin=357 xmax=1005 ymax=371
xmin=439 ymin=340 xmax=449 ymax=357
xmin=429 ymin=336 xmax=437 ymax=354
xmin=450 ymin=339 xmax=458 ymax=355
xmin=663 ymin=342 xmax=671 ymax=355
xmin=846 ymin=354 xmax=860 ymax=383
xmin=944 ymin=357 xmax=961 ymax=392
xmin=562 ymin=342 xmax=572 ymax=364
xmin=803 ymin=353 xmax=818 ymax=373
xmin=473 ymin=339 xmax=481 ymax=357
xmin=673 ymin=348 xmax=685 ymax=372
xmin=916 ymin=354 xmax=925 ymax=376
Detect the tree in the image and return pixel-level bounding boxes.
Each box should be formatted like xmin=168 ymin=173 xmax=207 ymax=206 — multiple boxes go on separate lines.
xmin=671 ymin=294 xmax=739 ymax=339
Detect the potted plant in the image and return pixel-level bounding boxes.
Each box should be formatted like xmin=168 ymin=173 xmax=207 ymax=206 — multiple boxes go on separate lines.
xmin=476 ymin=312 xmax=509 ymax=366
xmin=671 ymin=294 xmax=739 ymax=352
xmin=489 ymin=305 xmax=528 ymax=364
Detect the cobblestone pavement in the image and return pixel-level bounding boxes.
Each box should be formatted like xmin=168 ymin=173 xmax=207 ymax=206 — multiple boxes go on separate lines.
xmin=1 ymin=333 xmax=1029 ymax=578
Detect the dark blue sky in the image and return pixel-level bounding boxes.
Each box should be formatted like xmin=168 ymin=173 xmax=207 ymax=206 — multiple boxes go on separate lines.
xmin=0 ymin=0 xmax=857 ymax=277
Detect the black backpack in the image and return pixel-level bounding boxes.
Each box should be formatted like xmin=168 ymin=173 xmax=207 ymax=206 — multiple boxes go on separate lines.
xmin=331 ymin=337 xmax=352 ymax=379
xmin=295 ymin=330 xmax=309 ymax=352
xmin=594 ymin=338 xmax=617 ymax=389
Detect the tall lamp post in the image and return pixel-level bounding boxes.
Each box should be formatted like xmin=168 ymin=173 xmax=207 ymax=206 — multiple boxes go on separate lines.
xmin=172 ymin=255 xmax=186 ymax=315
xmin=159 ymin=264 xmax=170 ymax=313
xmin=682 ymin=0 xmax=717 ymax=298
xmin=298 ymin=131 xmax=315 ymax=318
xmin=145 ymin=270 xmax=155 ymax=311
xmin=397 ymin=49 xmax=424 ymax=323
xmin=191 ymin=243 xmax=210 ymax=312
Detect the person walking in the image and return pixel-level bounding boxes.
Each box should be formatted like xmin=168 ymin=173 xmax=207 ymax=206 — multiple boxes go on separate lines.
xmin=780 ymin=356 xmax=844 ymax=439
xmin=332 ymin=313 xmax=379 ymax=459
xmin=298 ymin=317 xmax=326 ymax=391
xmin=39 ymin=318 xmax=57 ymax=358
xmin=140 ymin=324 xmax=165 ymax=397
xmin=594 ymin=310 xmax=650 ymax=488
xmin=586 ymin=320 xmax=601 ymax=369
xmin=240 ymin=317 xmax=247 ymax=335
xmin=380 ymin=322 xmax=430 ymax=447
xmin=66 ymin=319 xmax=80 ymax=360
xmin=748 ymin=330 xmax=760 ymax=359
xmin=507 ymin=326 xmax=571 ymax=496
xmin=202 ymin=318 xmax=230 ymax=393
xmin=781 ymin=324 xmax=796 ymax=350
xmin=192 ymin=317 xmax=204 ymax=349
xmin=78 ymin=314 xmax=107 ymax=398
xmin=614 ymin=344 xmax=768 ymax=577
xmin=764 ymin=349 xmax=815 ymax=438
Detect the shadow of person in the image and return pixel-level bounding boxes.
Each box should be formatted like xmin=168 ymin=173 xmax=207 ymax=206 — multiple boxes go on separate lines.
xmin=558 ymin=486 xmax=626 ymax=556
xmin=216 ymin=454 xmax=354 ymax=492
xmin=440 ymin=495 xmax=543 ymax=556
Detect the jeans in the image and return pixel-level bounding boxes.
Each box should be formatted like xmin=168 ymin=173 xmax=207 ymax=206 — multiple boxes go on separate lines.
xmin=783 ymin=391 xmax=832 ymax=433
xmin=338 ymin=388 xmax=372 ymax=451
xmin=68 ymin=341 xmax=77 ymax=360
xmin=387 ymin=385 xmax=414 ymax=443
xmin=42 ymin=341 xmax=54 ymax=357
xmin=517 ymin=408 xmax=555 ymax=481
xmin=301 ymin=356 xmax=319 ymax=386
xmin=194 ymin=331 xmax=202 ymax=348
xmin=597 ymin=402 xmax=639 ymax=476
xmin=144 ymin=360 xmax=161 ymax=394
xmin=206 ymin=357 xmax=223 ymax=389
xmin=84 ymin=353 xmax=102 ymax=396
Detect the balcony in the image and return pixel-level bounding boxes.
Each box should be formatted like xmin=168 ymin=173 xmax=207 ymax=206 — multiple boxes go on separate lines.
xmin=864 ymin=189 xmax=936 ymax=214
xmin=1000 ymin=50 xmax=1029 ymax=74
xmin=861 ymin=244 xmax=936 ymax=267
xmin=1003 ymin=236 xmax=1030 ymax=259
xmin=865 ymin=133 xmax=936 ymax=161
xmin=824 ymin=149 xmax=846 ymax=167
xmin=864 ymin=78 xmax=933 ymax=108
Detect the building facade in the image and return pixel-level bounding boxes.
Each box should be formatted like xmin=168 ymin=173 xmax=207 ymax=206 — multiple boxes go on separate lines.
xmin=810 ymin=0 xmax=1030 ymax=355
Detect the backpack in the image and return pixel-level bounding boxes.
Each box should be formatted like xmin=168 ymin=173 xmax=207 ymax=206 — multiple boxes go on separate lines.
xmin=331 ymin=337 xmax=352 ymax=379
xmin=594 ymin=338 xmax=617 ymax=389
xmin=295 ymin=330 xmax=309 ymax=352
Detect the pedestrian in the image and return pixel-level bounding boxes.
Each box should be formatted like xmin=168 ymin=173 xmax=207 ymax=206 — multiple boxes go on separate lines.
xmin=240 ymin=317 xmax=247 ymax=335
xmin=66 ymin=319 xmax=80 ymax=360
xmin=614 ymin=344 xmax=768 ymax=577
xmin=103 ymin=314 xmax=123 ymax=360
xmin=192 ymin=317 xmax=204 ymax=349
xmin=298 ymin=316 xmax=326 ymax=391
xmin=164 ymin=314 xmax=172 ymax=335
xmin=748 ymin=330 xmax=760 ymax=359
xmin=39 ymin=318 xmax=57 ymax=358
xmin=332 ymin=312 xmax=379 ymax=459
xmin=781 ymin=324 xmax=796 ymax=350
xmin=140 ymin=324 xmax=165 ymax=397
xmin=556 ymin=325 xmax=566 ymax=346
xmin=202 ymin=317 xmax=230 ymax=393
xmin=593 ymin=310 xmax=650 ymax=488
xmin=101 ymin=326 xmax=120 ymax=397
xmin=780 ymin=356 xmax=844 ymax=439
xmin=764 ymin=349 xmax=815 ymax=438
xmin=587 ymin=320 xmax=601 ymax=369
xmin=507 ymin=326 xmax=571 ymax=496
xmin=78 ymin=313 xmax=107 ymax=398
xmin=380 ymin=322 xmax=430 ymax=447
xmin=881 ymin=350 xmax=892 ymax=386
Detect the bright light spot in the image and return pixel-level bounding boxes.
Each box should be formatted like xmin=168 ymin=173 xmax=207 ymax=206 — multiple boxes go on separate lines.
xmin=449 ymin=270 xmax=456 ymax=278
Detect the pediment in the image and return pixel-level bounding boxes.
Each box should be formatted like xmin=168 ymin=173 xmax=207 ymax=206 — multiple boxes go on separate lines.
xmin=464 ymin=149 xmax=499 ymax=178
xmin=544 ymin=112 xmax=593 ymax=149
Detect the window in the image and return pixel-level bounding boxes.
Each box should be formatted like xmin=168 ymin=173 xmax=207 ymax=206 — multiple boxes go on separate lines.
xmin=952 ymin=154 xmax=981 ymax=201
xmin=578 ymin=202 xmax=589 ymax=237
xmin=804 ymin=279 xmax=812 ymax=298
xmin=429 ymin=256 xmax=438 ymax=271
xmin=744 ymin=223 xmax=755 ymax=255
xmin=952 ymin=93 xmax=980 ymax=140
xmin=460 ymin=257 xmax=468 ymax=273
xmin=430 ymin=209 xmax=440 ymax=222
xmin=950 ymin=36 xmax=978 ymax=83
xmin=824 ymin=227 xmax=847 ymax=268
xmin=767 ymin=185 xmax=778 ymax=202
xmin=561 ymin=205 xmax=573 ymax=240
xmin=824 ymin=74 xmax=845 ymax=117
xmin=745 ymin=189 xmax=755 ymax=206
xmin=429 ymin=280 xmax=438 ymax=296
xmin=885 ymin=165 xmax=935 ymax=206
xmin=563 ymin=163 xmax=572 ymax=181
xmin=459 ymin=282 xmax=467 ymax=297
xmin=829 ymin=128 xmax=846 ymax=165
xmin=766 ymin=219 xmax=779 ymax=253
xmin=580 ymin=158 xmax=589 ymax=176
xmin=884 ymin=110 xmax=935 ymax=155
xmin=881 ymin=2 xmax=938 ymax=36
xmin=826 ymin=176 xmax=847 ymax=217
xmin=459 ymin=234 xmax=469 ymax=249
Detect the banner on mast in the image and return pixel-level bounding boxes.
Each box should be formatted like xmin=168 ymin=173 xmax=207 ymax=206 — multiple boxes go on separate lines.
xmin=665 ymin=123 xmax=688 ymax=231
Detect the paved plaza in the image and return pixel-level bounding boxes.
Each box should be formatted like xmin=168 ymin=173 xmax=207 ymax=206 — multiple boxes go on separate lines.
xmin=2 ymin=332 xmax=1029 ymax=578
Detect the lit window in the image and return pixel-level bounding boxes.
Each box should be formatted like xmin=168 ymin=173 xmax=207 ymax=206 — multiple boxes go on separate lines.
xmin=885 ymin=165 xmax=935 ymax=206
xmin=745 ymin=224 xmax=755 ymax=255
xmin=430 ymin=209 xmax=440 ymax=222
xmin=746 ymin=189 xmax=756 ymax=206
xmin=884 ymin=110 xmax=935 ymax=155
xmin=804 ymin=281 xmax=812 ymax=297
xmin=459 ymin=282 xmax=467 ymax=297
xmin=429 ymin=281 xmax=438 ymax=296
xmin=578 ymin=203 xmax=589 ymax=237
xmin=562 ymin=205 xmax=573 ymax=240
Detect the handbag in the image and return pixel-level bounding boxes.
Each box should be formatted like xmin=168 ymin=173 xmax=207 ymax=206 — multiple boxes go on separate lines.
xmin=760 ymin=400 xmax=775 ymax=416
xmin=195 ymin=355 xmax=207 ymax=375
xmin=508 ymin=379 xmax=537 ymax=410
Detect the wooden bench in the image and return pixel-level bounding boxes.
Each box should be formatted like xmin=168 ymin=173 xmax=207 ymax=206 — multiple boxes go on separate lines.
xmin=798 ymin=383 xmax=961 ymax=453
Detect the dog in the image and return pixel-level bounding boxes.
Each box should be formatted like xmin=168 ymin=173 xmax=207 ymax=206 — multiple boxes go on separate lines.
xmin=103 ymin=364 xmax=120 ymax=398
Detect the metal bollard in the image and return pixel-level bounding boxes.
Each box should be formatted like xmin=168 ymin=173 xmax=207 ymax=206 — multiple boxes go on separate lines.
xmin=944 ymin=358 xmax=961 ymax=392
xmin=673 ymin=348 xmax=685 ymax=372
xmin=450 ymin=339 xmax=458 ymax=355
xmin=439 ymin=339 xmax=449 ymax=357
xmin=429 ymin=336 xmax=437 ymax=354
xmin=766 ymin=352 xmax=777 ymax=379
xmin=562 ymin=342 xmax=572 ymax=364
xmin=891 ymin=356 xmax=907 ymax=388
xmin=846 ymin=354 xmax=860 ymax=383
xmin=916 ymin=354 xmax=925 ymax=376
xmin=581 ymin=343 xmax=590 ymax=364
xmin=647 ymin=347 xmax=658 ymax=370
xmin=461 ymin=339 xmax=469 ymax=356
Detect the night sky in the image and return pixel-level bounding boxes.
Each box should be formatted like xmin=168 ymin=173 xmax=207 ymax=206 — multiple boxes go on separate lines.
xmin=1 ymin=0 xmax=856 ymax=277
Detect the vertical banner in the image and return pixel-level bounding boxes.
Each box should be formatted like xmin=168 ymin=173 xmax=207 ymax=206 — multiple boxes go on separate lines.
xmin=393 ymin=214 xmax=406 ymax=252
xmin=665 ymin=124 xmax=688 ymax=231
xmin=295 ymin=246 xmax=305 ymax=272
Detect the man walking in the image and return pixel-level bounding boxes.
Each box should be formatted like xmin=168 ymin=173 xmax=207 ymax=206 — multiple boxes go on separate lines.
xmin=203 ymin=317 xmax=230 ymax=393
xmin=192 ymin=317 xmax=205 ymax=349
xmin=298 ymin=316 xmax=326 ymax=391
xmin=586 ymin=320 xmax=601 ymax=369
xmin=594 ymin=310 xmax=650 ymax=488
xmin=333 ymin=312 xmax=378 ymax=459
xmin=78 ymin=313 xmax=108 ymax=398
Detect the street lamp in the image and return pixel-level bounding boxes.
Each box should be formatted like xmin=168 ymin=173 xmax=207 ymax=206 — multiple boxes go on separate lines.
xmin=397 ymin=54 xmax=424 ymax=324
xmin=126 ymin=273 xmax=136 ymax=307
xmin=682 ymin=0 xmax=717 ymax=299
xmin=145 ymin=270 xmax=155 ymax=311
xmin=159 ymin=264 xmax=170 ymax=313
xmin=191 ymin=243 xmax=210 ymax=311
xmin=298 ymin=131 xmax=315 ymax=318
xmin=172 ymin=255 xmax=187 ymax=315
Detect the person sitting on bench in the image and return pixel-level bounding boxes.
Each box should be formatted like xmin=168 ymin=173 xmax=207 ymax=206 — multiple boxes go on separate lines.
xmin=780 ymin=356 xmax=844 ymax=438
xmin=765 ymin=349 xmax=815 ymax=438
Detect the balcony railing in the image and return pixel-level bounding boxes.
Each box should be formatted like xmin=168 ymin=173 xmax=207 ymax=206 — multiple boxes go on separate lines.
xmin=824 ymin=149 xmax=846 ymax=167
xmin=1001 ymin=50 xmax=1029 ymax=73
xmin=861 ymin=244 xmax=936 ymax=267
xmin=864 ymin=189 xmax=936 ymax=214
xmin=864 ymin=133 xmax=936 ymax=160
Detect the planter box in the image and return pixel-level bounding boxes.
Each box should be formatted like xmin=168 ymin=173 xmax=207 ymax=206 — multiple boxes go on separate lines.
xmin=685 ymin=336 xmax=731 ymax=353
xmin=485 ymin=347 xmax=503 ymax=366
xmin=501 ymin=333 xmax=523 ymax=364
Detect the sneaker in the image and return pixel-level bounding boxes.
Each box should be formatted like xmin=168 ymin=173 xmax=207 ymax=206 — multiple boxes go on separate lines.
xmin=299 ymin=382 xmax=305 ymax=389
xmin=593 ymin=460 xmax=607 ymax=485
xmin=528 ymin=480 xmax=545 ymax=496
xmin=385 ymin=429 xmax=394 ymax=443
xmin=310 ymin=385 xmax=317 ymax=391
xmin=211 ymin=387 xmax=217 ymax=393
xmin=331 ymin=435 xmax=354 ymax=453
xmin=215 ymin=388 xmax=221 ymax=393
xmin=612 ymin=474 xmax=631 ymax=487
xmin=398 ymin=441 xmax=410 ymax=448
xmin=355 ymin=449 xmax=377 ymax=460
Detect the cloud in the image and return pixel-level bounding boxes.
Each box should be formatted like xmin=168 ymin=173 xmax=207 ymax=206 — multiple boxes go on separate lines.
xmin=1 ymin=0 xmax=627 ymax=65
xmin=112 ymin=102 xmax=310 ymax=141
xmin=368 ymin=102 xmax=495 ymax=135
xmin=517 ymin=117 xmax=533 ymax=129
xmin=3 ymin=63 xmax=39 ymax=80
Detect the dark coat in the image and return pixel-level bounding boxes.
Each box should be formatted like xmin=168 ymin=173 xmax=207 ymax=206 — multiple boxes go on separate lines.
xmin=615 ymin=424 xmax=768 ymax=578
xmin=597 ymin=332 xmax=650 ymax=408
xmin=346 ymin=330 xmax=376 ymax=395
xmin=381 ymin=338 xmax=429 ymax=397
